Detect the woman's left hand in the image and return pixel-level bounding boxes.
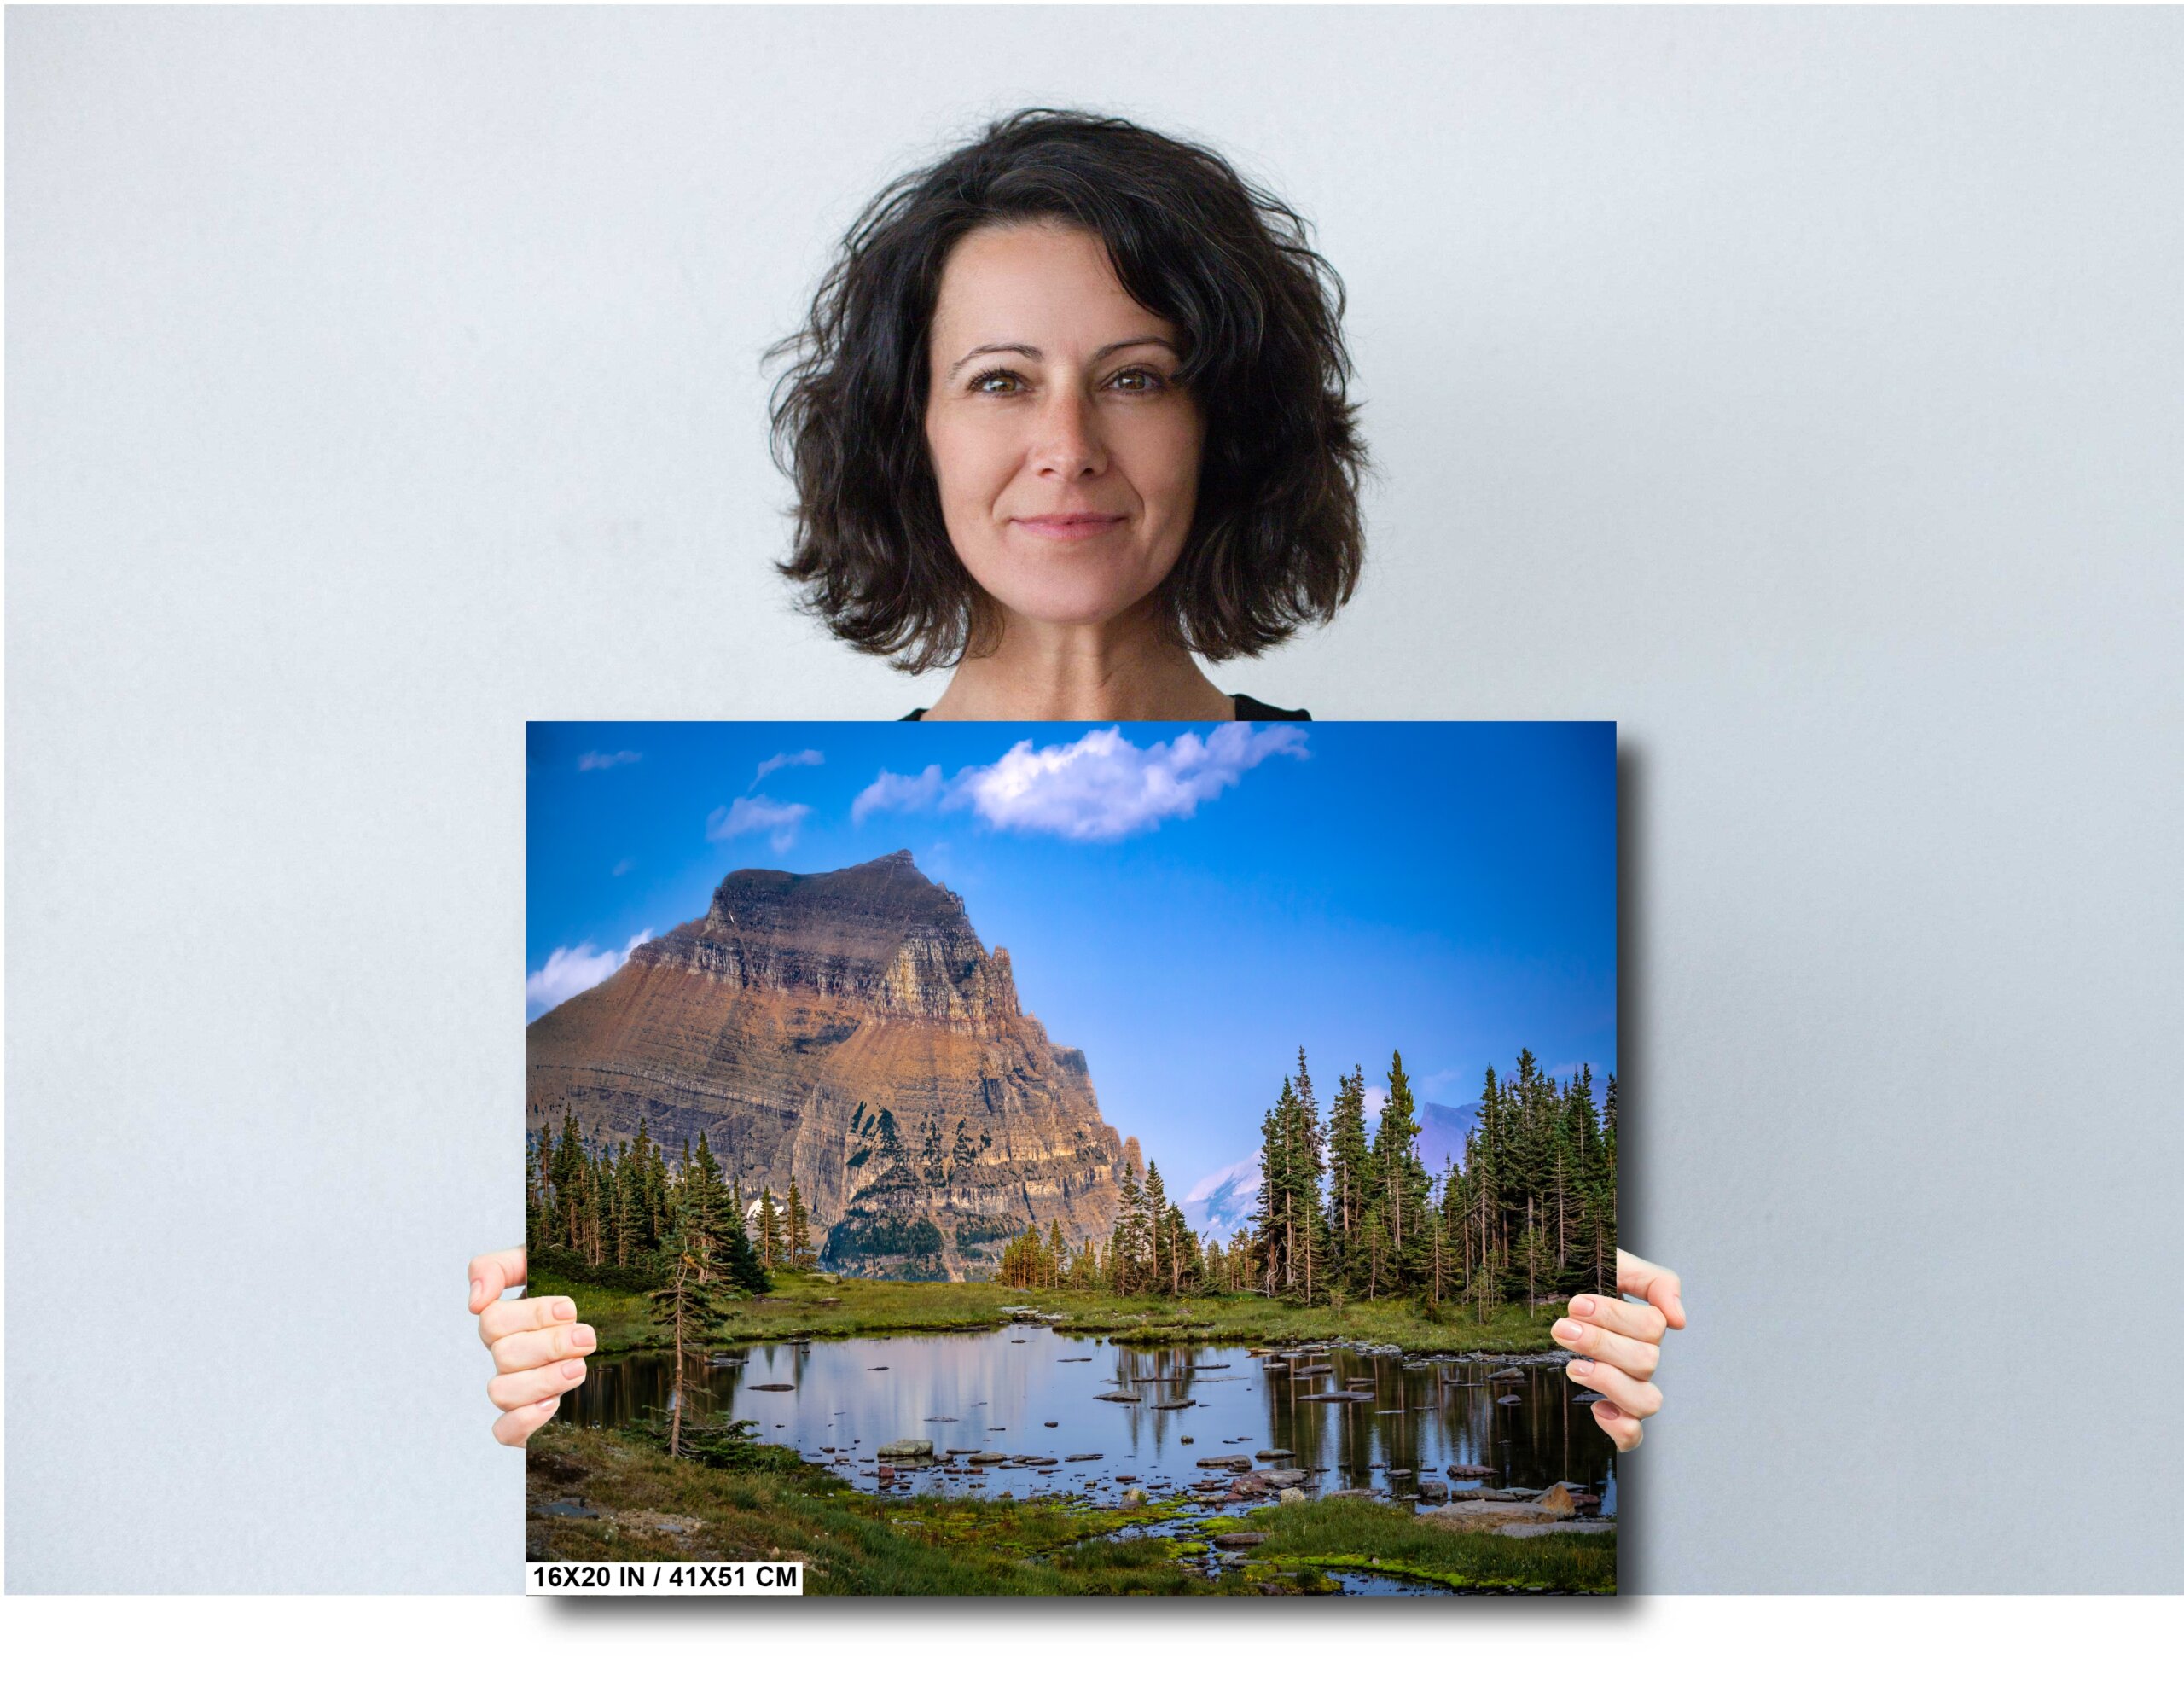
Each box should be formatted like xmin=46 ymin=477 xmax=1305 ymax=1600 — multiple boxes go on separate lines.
xmin=1554 ymin=1249 xmax=1685 ymax=1452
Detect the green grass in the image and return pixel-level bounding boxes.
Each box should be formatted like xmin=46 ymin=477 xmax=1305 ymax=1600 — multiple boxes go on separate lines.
xmin=524 ymin=1268 xmax=1562 ymax=1357
xmin=1238 ymin=1497 xmax=1617 ymax=1595
xmin=527 ymin=1423 xmax=1614 ymax=1596
xmin=528 ymin=1423 xmax=1304 ymax=1595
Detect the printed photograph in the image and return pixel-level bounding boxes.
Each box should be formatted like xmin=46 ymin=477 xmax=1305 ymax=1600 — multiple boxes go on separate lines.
xmin=525 ymin=718 xmax=1618 ymax=1594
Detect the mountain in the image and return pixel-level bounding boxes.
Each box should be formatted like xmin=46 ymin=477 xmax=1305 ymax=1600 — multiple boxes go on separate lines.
xmin=526 ymin=849 xmax=1127 ymax=1280
xmin=1416 ymin=1101 xmax=1477 ymax=1175
xmin=1182 ymin=1155 xmax=1261 ymax=1239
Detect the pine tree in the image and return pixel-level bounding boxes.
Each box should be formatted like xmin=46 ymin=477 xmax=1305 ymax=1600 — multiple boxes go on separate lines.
xmin=1142 ymin=1162 xmax=1170 ymax=1290
xmin=784 ymin=1179 xmax=812 ymax=1271
xmin=1325 ymin=1066 xmax=1372 ymax=1293
xmin=647 ymin=1217 xmax=734 ymax=1458
xmin=757 ymin=1190 xmax=784 ymax=1270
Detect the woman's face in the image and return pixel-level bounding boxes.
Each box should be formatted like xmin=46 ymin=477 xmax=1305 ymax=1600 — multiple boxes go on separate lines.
xmin=923 ymin=219 xmax=1204 ymax=632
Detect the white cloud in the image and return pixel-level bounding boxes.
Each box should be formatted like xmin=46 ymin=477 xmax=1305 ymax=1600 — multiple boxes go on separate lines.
xmin=577 ymin=750 xmax=641 ymax=771
xmin=855 ymin=723 xmax=1306 ymax=843
xmin=1363 ymin=1085 xmax=1389 ymax=1124
xmin=851 ymin=763 xmax=945 ymax=825
xmin=526 ymin=928 xmax=652 ymax=1021
xmin=751 ymin=748 xmax=823 ymax=790
xmin=706 ymin=794 xmax=812 ymax=852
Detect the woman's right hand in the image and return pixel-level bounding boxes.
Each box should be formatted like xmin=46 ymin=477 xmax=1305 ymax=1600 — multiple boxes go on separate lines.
xmin=468 ymin=1247 xmax=595 ymax=1446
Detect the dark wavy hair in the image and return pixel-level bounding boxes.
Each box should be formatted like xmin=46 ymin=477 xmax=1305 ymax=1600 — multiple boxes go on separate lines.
xmin=765 ymin=108 xmax=1370 ymax=673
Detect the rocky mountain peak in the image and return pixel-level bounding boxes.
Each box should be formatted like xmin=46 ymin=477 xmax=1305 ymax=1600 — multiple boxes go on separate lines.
xmin=529 ymin=850 xmax=1127 ymax=1278
xmin=636 ymin=850 xmax=1014 ymax=1022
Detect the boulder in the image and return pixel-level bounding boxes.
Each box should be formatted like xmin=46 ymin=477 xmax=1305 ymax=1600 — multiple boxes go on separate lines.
xmin=1277 ymin=1487 xmax=1308 ymax=1505
xmin=967 ymin=1452 xmax=1008 ymax=1465
xmin=1533 ymin=1483 xmax=1578 ymax=1518
xmin=1212 ymin=1533 xmax=1267 ymax=1550
xmin=1420 ymin=1498 xmax=1567 ymax=1533
xmin=1255 ymin=1449 xmax=1294 ymax=1462
xmin=1260 ymin=1469 xmax=1309 ymax=1488
xmin=1498 ymin=1520 xmax=1616 ymax=1539
xmin=877 ymin=1439 xmax=933 ymax=1459
xmin=1415 ymin=1479 xmax=1449 ymax=1504
xmin=1448 ymin=1463 xmax=1496 ymax=1480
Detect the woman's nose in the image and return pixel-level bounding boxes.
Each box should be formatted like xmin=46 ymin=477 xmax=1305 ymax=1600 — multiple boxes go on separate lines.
xmin=1029 ymin=386 xmax=1107 ymax=479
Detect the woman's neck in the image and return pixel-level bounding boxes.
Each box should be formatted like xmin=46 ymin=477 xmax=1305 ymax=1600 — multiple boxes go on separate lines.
xmin=921 ymin=603 xmax=1234 ymax=722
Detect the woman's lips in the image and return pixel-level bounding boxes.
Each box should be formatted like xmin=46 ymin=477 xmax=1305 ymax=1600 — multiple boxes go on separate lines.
xmin=1013 ymin=514 xmax=1124 ymax=539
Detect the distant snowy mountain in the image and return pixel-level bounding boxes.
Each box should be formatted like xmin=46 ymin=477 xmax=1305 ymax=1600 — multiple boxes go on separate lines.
xmin=1416 ymin=1101 xmax=1478 ymax=1176
xmin=1182 ymin=1154 xmax=1261 ymax=1237
xmin=1178 ymin=1099 xmax=1478 ymax=1239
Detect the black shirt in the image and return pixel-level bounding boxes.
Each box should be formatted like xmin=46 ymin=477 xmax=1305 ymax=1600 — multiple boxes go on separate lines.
xmin=899 ymin=692 xmax=1310 ymax=722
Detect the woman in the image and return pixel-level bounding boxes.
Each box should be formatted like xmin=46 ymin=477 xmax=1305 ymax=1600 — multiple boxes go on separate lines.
xmin=472 ymin=108 xmax=1684 ymax=1453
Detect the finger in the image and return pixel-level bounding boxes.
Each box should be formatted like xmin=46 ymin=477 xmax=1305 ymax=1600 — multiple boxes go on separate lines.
xmin=1565 ymin=1354 xmax=1662 ymax=1419
xmin=468 ymin=1248 xmax=528 ymax=1315
xmin=1617 ymin=1250 xmax=1686 ymax=1329
xmin=479 ymin=1293 xmax=578 ymax=1347
xmin=495 ymin=1395 xmax=562 ymax=1448
xmin=1562 ymin=1291 xmax=1667 ymax=1346
xmin=489 ymin=1356 xmax=589 ymax=1413
xmin=1591 ymin=1397 xmax=1643 ymax=1453
xmin=491 ymin=1322 xmax=597 ymax=1375
xmin=1551 ymin=1313 xmax=1660 ymax=1382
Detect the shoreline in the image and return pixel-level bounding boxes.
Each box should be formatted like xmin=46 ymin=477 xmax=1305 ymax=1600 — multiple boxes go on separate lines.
xmin=525 ymin=1267 xmax=1569 ymax=1358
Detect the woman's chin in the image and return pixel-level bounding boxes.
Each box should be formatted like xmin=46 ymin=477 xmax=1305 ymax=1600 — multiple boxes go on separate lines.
xmin=980 ymin=576 xmax=1165 ymax=632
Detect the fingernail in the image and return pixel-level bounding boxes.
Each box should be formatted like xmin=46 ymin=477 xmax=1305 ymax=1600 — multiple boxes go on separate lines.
xmin=561 ymin=1359 xmax=585 ymax=1381
xmin=1554 ymin=1319 xmax=1583 ymax=1344
xmin=572 ymin=1324 xmax=596 ymax=1350
xmin=1593 ymin=1399 xmax=1619 ymax=1417
xmin=552 ymin=1299 xmax=576 ymax=1321
xmin=1570 ymin=1296 xmax=1595 ymax=1317
xmin=1570 ymin=1358 xmax=1594 ymax=1376
xmin=470 ymin=1280 xmax=484 ymax=1306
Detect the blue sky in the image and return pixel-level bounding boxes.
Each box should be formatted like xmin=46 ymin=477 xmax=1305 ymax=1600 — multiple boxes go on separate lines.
xmin=527 ymin=719 xmax=1616 ymax=1219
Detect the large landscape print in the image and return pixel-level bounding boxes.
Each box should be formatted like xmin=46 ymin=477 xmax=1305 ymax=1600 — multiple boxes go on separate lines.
xmin=524 ymin=719 xmax=1619 ymax=1595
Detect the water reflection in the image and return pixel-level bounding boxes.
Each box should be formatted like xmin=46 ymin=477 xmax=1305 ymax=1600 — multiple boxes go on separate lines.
xmin=567 ymin=1323 xmax=1616 ymax=1516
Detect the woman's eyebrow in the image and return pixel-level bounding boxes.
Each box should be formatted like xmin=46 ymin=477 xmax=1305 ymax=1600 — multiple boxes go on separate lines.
xmin=946 ymin=336 xmax=1176 ymax=377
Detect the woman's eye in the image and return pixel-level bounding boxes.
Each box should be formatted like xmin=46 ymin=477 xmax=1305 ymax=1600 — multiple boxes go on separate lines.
xmin=970 ymin=369 xmax=1024 ymax=395
xmin=1110 ymin=367 xmax=1165 ymax=393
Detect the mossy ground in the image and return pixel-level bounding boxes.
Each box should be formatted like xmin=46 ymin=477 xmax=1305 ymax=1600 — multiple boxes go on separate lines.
xmin=526 ymin=1268 xmax=1560 ymax=1358
xmin=530 ymin=1422 xmax=1296 ymax=1595
xmin=527 ymin=1423 xmax=1614 ymax=1597
xmin=1235 ymin=1497 xmax=1616 ymax=1594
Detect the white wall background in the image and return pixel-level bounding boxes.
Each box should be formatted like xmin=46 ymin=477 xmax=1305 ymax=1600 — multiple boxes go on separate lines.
xmin=8 ymin=5 xmax=2180 ymax=1592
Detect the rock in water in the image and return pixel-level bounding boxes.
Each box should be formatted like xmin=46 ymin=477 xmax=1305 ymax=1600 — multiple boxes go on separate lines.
xmin=1277 ymin=1487 xmax=1308 ymax=1505
xmin=526 ymin=851 xmax=1131 ymax=1279
xmin=877 ymin=1439 xmax=933 ymax=1458
xmin=1415 ymin=1479 xmax=1449 ymax=1503
xmin=1534 ymin=1482 xmax=1578 ymax=1518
